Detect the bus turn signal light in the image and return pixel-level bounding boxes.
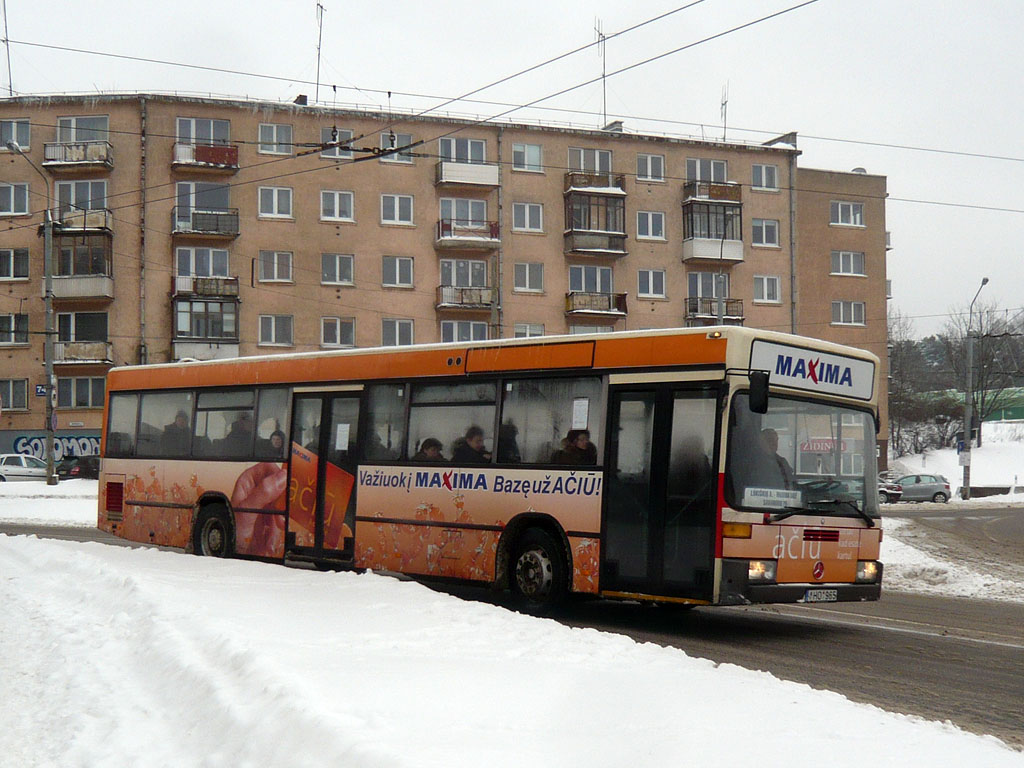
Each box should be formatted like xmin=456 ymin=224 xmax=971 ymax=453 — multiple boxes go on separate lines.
xmin=722 ymin=523 xmax=752 ymax=538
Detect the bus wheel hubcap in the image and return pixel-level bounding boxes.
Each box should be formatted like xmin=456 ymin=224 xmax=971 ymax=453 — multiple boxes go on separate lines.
xmin=205 ymin=523 xmax=223 ymax=554
xmin=516 ymin=550 xmax=552 ymax=598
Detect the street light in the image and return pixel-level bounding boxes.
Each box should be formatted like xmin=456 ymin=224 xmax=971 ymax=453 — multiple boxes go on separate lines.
xmin=6 ymin=140 xmax=57 ymax=485
xmin=961 ymin=276 xmax=989 ymax=500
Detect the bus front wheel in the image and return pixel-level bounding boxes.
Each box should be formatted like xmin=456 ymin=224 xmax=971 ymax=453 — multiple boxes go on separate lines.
xmin=193 ymin=506 xmax=234 ymax=558
xmin=511 ymin=528 xmax=567 ymax=610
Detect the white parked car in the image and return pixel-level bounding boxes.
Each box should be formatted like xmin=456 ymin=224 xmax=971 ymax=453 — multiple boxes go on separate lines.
xmin=0 ymin=453 xmax=50 ymax=481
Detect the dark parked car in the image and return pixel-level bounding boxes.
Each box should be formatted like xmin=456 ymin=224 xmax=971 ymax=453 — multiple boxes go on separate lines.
xmin=895 ymin=474 xmax=951 ymax=503
xmin=56 ymin=455 xmax=100 ymax=480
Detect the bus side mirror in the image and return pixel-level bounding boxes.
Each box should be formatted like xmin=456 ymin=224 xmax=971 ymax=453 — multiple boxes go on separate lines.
xmin=748 ymin=371 xmax=769 ymax=414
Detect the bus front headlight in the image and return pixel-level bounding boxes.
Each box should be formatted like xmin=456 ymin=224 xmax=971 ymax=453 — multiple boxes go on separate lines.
xmin=856 ymin=561 xmax=880 ymax=583
xmin=748 ymin=560 xmax=777 ymax=582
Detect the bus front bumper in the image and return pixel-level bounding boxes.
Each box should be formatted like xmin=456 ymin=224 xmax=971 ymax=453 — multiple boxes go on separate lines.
xmin=719 ymin=558 xmax=882 ymax=605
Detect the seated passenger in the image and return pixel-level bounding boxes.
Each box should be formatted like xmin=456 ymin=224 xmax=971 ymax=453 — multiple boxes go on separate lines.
xmin=412 ymin=437 xmax=445 ymax=462
xmin=162 ymin=410 xmax=191 ymax=455
xmin=497 ymin=422 xmax=522 ymax=463
xmin=451 ymin=425 xmax=491 ymax=464
xmin=268 ymin=429 xmax=287 ymax=458
xmin=552 ymin=429 xmax=597 ymax=465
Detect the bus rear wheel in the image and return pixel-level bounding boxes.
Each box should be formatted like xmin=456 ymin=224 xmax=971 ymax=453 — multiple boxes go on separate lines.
xmin=194 ymin=505 xmax=234 ymax=558
xmin=511 ymin=528 xmax=567 ymax=610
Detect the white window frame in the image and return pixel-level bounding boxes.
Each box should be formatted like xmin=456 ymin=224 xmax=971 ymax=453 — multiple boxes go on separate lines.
xmin=570 ymin=325 xmax=614 ymax=335
xmin=258 ymin=251 xmax=293 ymax=283
xmin=512 ymin=143 xmax=543 ymax=172
xmin=512 ymin=202 xmax=543 ymax=233
xmin=0 ymin=378 xmax=28 ymax=410
xmin=382 ymin=318 xmax=414 ymax=346
xmin=321 ymin=126 xmax=353 ymax=159
xmin=0 ymin=248 xmax=29 ymax=280
xmin=513 ymin=262 xmax=544 ymax=293
xmin=382 ymin=255 xmax=414 ymax=288
xmin=258 ymin=314 xmax=294 ymax=346
xmin=176 ymin=117 xmax=230 ymax=145
xmin=831 ymin=250 xmax=866 ymax=276
xmin=754 ymin=275 xmax=781 ymax=303
xmin=55 ymin=180 xmax=107 ymax=216
xmin=686 ymin=158 xmax=727 ymax=182
xmin=321 ymin=316 xmax=355 ymax=347
xmin=569 ymin=264 xmax=612 ymax=294
xmin=831 ymin=300 xmax=866 ymax=326
xmin=56 ymin=115 xmax=108 ymax=143
xmin=57 ymin=311 xmax=108 ymax=342
xmin=636 ymin=211 xmax=666 ymax=240
xmin=0 ymin=119 xmax=30 ymax=150
xmin=637 ymin=269 xmax=666 ymax=299
xmin=258 ymin=186 xmax=293 ymax=218
xmin=688 ymin=272 xmax=729 ymax=299
xmin=321 ymin=253 xmax=354 ymax=285
xmin=380 ymin=194 xmax=414 ymax=225
xmin=752 ymin=218 xmax=780 ymax=247
xmin=830 ymin=201 xmax=865 ymax=227
xmin=568 ymin=147 xmax=611 ymax=173
xmin=380 ymin=132 xmax=413 ymax=163
xmin=637 ymin=153 xmax=665 ymax=182
xmin=441 ymin=320 xmax=488 ymax=343
xmin=440 ymin=258 xmax=487 ymax=288
xmin=176 ymin=247 xmax=229 ymax=278
xmin=513 ymin=323 xmax=544 ymax=338
xmin=440 ymin=198 xmax=487 ymax=227
xmin=440 ymin=137 xmax=486 ymax=164
xmin=752 ymin=163 xmax=779 ymax=191
xmin=258 ymin=123 xmax=293 ymax=155
xmin=0 ymin=182 xmax=29 ymax=215
xmin=321 ymin=190 xmax=354 ymax=222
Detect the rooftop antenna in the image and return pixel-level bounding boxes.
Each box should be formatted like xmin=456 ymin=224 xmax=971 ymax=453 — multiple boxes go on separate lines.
xmin=2 ymin=0 xmax=13 ymax=96
xmin=720 ymin=81 xmax=729 ymax=142
xmin=315 ymin=3 xmax=325 ymax=105
xmin=595 ymin=18 xmax=607 ymax=126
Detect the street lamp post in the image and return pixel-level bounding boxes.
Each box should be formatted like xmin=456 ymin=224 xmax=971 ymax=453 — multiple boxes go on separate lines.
xmin=962 ymin=276 xmax=989 ymax=500
xmin=6 ymin=140 xmax=58 ymax=485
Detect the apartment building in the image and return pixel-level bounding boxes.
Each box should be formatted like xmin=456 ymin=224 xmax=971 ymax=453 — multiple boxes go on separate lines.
xmin=0 ymin=94 xmax=890 ymax=460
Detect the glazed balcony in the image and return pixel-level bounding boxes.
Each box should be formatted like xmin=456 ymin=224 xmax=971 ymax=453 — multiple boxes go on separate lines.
xmin=172 ymin=142 xmax=240 ymax=172
xmin=53 ymin=340 xmax=114 ymax=365
xmin=436 ymin=285 xmax=496 ymax=310
xmin=435 ymin=160 xmax=499 ymax=187
xmin=172 ymin=207 xmax=240 ymax=239
xmin=435 ymin=219 xmax=500 ymax=250
xmin=682 ymin=180 xmax=742 ymax=202
xmin=564 ymin=291 xmax=628 ymax=316
xmin=684 ymin=297 xmax=744 ymax=325
xmin=172 ymin=275 xmax=240 ymax=297
xmin=43 ymin=141 xmax=113 ymax=171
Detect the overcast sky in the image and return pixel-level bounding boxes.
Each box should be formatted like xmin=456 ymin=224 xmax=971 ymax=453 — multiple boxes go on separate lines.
xmin=5 ymin=0 xmax=1022 ymax=342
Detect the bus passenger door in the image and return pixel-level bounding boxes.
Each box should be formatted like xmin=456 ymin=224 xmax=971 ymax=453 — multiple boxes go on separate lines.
xmin=287 ymin=392 xmax=361 ymax=558
xmin=602 ymin=386 xmax=717 ymax=600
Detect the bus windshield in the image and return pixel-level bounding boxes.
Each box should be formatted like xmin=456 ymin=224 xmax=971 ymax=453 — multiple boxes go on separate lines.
xmin=725 ymin=393 xmax=880 ymax=520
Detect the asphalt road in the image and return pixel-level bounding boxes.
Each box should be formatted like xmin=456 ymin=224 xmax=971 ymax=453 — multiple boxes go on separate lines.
xmin=4 ymin=515 xmax=1023 ymax=749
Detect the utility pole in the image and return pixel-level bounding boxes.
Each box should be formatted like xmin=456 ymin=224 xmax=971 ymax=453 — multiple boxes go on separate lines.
xmin=962 ymin=277 xmax=988 ymax=500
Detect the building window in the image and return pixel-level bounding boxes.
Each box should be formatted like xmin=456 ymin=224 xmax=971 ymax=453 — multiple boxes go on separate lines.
xmin=381 ymin=194 xmax=414 ymax=225
xmin=175 ymin=181 xmax=230 ymax=224
xmin=754 ymin=275 xmax=781 ymax=303
xmin=637 ymin=269 xmax=666 ymax=298
xmin=176 ymin=117 xmax=230 ymax=145
xmin=440 ymin=137 xmax=485 ymax=163
xmin=57 ymin=376 xmax=105 ymax=409
xmin=380 ymin=131 xmax=413 ymax=163
xmin=176 ymin=247 xmax=228 ymax=278
xmin=570 ymin=325 xmax=614 ymax=335
xmin=441 ymin=258 xmax=486 ymax=288
xmin=831 ymin=250 xmax=866 ymax=275
xmin=0 ymin=313 xmax=28 ymax=344
xmin=0 ymin=183 xmax=29 ymax=215
xmin=442 ymin=320 xmax=488 ymax=343
xmin=321 ymin=317 xmax=355 ymax=347
xmin=688 ymin=272 xmax=729 ymax=298
xmin=258 ymin=123 xmax=293 ymax=155
xmin=59 ymin=241 xmax=110 ymax=277
xmin=752 ymin=164 xmax=778 ymax=190
xmin=56 ymin=115 xmax=108 ymax=143
xmin=832 ymin=301 xmax=866 ymax=325
xmin=830 ymin=201 xmax=864 ymax=226
xmin=512 ymin=202 xmax=543 ymax=232
xmin=514 ymin=323 xmax=544 ymax=338
xmin=513 ymin=262 xmax=544 ymax=293
xmin=55 ymin=180 xmax=106 ymax=217
xmin=258 ymin=186 xmax=292 ymax=218
xmin=682 ymin=202 xmax=741 ymax=240
xmin=686 ymin=158 xmax=726 ymax=182
xmin=0 ymin=119 xmax=30 ymax=150
xmin=569 ymin=147 xmax=611 ymax=173
xmin=321 ymin=253 xmax=354 ymax=285
xmin=440 ymin=198 xmax=486 ymax=227
xmin=259 ymin=314 xmax=294 ymax=346
xmin=512 ymin=143 xmax=543 ymax=172
xmin=258 ymin=251 xmax=293 ymax=283
xmin=321 ymin=190 xmax=354 ymax=221
xmin=321 ymin=126 xmax=353 ymax=159
xmin=568 ymin=195 xmax=624 ymax=233
xmin=382 ymin=255 xmax=413 ymax=287
xmin=569 ymin=264 xmax=612 ymax=293
xmin=0 ymin=248 xmax=29 ymax=279
xmin=637 ymin=153 xmax=664 ymax=181
xmin=175 ymin=299 xmax=237 ymax=340
xmin=752 ymin=218 xmax=779 ymax=246
xmin=637 ymin=211 xmax=665 ymax=240
xmin=382 ymin=318 xmax=414 ymax=346
xmin=0 ymin=379 xmax=28 ymax=410
xmin=57 ymin=311 xmax=107 ymax=342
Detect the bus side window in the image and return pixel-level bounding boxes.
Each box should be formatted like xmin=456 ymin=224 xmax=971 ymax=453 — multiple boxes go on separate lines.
xmin=500 ymin=377 xmax=604 ymax=465
xmin=255 ymin=387 xmax=290 ymax=459
xmin=363 ymin=384 xmax=405 ymax=461
xmin=407 ymin=382 xmax=495 ymax=465
xmin=106 ymin=393 xmax=139 ymax=457
xmin=138 ymin=391 xmax=194 ymax=458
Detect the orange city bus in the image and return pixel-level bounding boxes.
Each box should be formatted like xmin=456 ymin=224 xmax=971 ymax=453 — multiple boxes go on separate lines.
xmin=97 ymin=326 xmax=883 ymax=608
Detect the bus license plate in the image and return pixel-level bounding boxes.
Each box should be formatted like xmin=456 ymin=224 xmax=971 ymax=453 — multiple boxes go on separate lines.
xmin=804 ymin=589 xmax=838 ymax=603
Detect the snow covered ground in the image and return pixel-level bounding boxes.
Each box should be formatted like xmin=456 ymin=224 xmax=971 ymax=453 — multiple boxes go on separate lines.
xmin=1 ymin=477 xmax=1023 ymax=765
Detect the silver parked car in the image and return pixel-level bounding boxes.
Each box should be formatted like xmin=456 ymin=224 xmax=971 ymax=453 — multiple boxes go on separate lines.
xmin=0 ymin=453 xmax=49 ymax=481
xmin=895 ymin=474 xmax=951 ymax=503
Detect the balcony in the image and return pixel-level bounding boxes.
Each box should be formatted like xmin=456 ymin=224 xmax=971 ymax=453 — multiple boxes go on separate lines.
xmin=172 ymin=340 xmax=240 ymax=362
xmin=53 ymin=340 xmax=113 ymax=365
xmin=683 ymin=180 xmax=742 ymax=202
xmin=172 ymin=207 xmax=240 ymax=239
xmin=172 ymin=275 xmax=240 ymax=297
xmin=564 ymin=171 xmax=627 ymax=194
xmin=563 ymin=231 xmax=628 ymax=257
xmin=436 ymin=285 xmax=495 ymax=310
xmin=684 ymin=297 xmax=744 ymax=326
xmin=51 ymin=275 xmax=114 ymax=301
xmin=435 ymin=219 xmax=500 ymax=250
xmin=172 ymin=143 xmax=240 ymax=173
xmin=681 ymin=237 xmax=743 ymax=263
xmin=42 ymin=141 xmax=113 ymax=171
xmin=565 ymin=291 xmax=628 ymax=316
xmin=55 ymin=208 xmax=113 ymax=234
xmin=435 ymin=160 xmax=499 ymax=187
